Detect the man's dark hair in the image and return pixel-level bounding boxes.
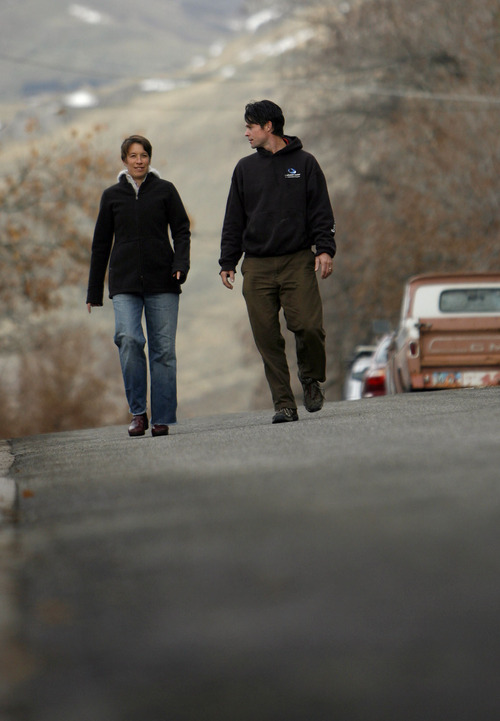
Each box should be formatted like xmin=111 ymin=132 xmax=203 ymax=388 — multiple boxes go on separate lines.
xmin=121 ymin=134 xmax=152 ymax=161
xmin=244 ymin=100 xmax=285 ymax=137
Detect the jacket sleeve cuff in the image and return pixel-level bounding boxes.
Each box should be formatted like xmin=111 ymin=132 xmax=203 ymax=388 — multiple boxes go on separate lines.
xmin=86 ymin=289 xmax=104 ymax=305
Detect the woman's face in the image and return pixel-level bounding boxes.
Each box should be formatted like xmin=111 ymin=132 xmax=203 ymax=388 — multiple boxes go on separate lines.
xmin=123 ymin=142 xmax=150 ymax=183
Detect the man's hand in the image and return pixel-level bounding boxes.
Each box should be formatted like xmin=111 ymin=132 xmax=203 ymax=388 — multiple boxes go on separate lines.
xmin=315 ymin=253 xmax=334 ymax=279
xmin=220 ymin=270 xmax=235 ymax=289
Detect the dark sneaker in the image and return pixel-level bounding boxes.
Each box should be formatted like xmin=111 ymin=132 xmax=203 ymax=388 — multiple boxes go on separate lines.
xmin=272 ymin=408 xmax=299 ymax=424
xmin=300 ymin=377 xmax=325 ymax=412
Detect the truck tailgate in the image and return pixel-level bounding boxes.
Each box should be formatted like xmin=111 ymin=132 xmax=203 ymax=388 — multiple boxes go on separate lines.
xmin=418 ymin=316 xmax=500 ymax=367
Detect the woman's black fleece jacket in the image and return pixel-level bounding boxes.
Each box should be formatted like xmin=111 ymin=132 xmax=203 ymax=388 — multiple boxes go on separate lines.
xmin=219 ymin=135 xmax=336 ymax=271
xmin=86 ymin=170 xmax=190 ymax=305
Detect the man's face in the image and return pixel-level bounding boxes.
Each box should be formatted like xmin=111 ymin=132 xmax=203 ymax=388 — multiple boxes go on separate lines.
xmin=245 ymin=121 xmax=271 ymax=149
xmin=124 ymin=142 xmax=150 ymax=182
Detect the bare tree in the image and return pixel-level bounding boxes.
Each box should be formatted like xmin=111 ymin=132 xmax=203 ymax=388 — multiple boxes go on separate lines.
xmin=0 ymin=125 xmax=121 ymax=437
xmin=0 ymin=125 xmax=113 ymax=328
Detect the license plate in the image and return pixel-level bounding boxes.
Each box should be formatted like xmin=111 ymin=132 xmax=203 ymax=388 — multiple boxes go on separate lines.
xmin=431 ymin=372 xmax=463 ymax=387
xmin=431 ymin=371 xmax=500 ymax=387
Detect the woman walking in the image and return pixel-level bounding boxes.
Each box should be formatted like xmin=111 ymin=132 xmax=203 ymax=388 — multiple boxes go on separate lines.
xmin=87 ymin=135 xmax=190 ymax=437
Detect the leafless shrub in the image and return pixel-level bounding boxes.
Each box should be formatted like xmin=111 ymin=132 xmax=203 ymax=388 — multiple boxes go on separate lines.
xmin=0 ymin=327 xmax=128 ymax=439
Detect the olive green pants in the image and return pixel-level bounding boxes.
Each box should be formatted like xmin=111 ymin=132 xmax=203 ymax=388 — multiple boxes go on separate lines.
xmin=242 ymin=249 xmax=326 ymax=410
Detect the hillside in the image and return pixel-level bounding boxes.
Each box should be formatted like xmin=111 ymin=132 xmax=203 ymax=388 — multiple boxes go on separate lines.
xmin=0 ymin=0 xmax=246 ymax=101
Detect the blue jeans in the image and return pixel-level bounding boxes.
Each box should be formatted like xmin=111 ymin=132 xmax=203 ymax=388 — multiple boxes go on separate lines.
xmin=112 ymin=293 xmax=179 ymax=425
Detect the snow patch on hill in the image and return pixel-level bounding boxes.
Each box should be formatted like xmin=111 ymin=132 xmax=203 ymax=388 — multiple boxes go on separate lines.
xmin=68 ymin=4 xmax=109 ymax=25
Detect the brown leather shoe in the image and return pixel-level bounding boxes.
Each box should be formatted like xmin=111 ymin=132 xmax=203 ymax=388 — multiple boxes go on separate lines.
xmin=128 ymin=413 xmax=148 ymax=437
xmin=151 ymin=424 xmax=169 ymax=437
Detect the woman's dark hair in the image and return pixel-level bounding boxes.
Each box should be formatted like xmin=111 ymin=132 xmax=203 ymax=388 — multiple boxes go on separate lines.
xmin=121 ymin=134 xmax=152 ymax=161
xmin=244 ymin=100 xmax=285 ymax=137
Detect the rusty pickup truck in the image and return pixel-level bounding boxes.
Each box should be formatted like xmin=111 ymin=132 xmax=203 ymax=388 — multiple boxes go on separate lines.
xmin=386 ymin=272 xmax=500 ymax=393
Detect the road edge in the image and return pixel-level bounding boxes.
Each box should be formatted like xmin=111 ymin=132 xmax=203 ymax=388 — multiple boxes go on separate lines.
xmin=0 ymin=440 xmax=16 ymax=523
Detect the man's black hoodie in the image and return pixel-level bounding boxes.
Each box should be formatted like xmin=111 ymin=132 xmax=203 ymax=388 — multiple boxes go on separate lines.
xmin=219 ymin=135 xmax=335 ymax=271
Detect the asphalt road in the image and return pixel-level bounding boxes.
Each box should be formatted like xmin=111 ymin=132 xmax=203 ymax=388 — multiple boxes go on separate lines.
xmin=1 ymin=389 xmax=500 ymax=721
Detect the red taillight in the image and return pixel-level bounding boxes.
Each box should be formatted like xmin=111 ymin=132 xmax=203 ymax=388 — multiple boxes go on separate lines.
xmin=409 ymin=341 xmax=419 ymax=357
xmin=362 ymin=370 xmax=386 ymax=397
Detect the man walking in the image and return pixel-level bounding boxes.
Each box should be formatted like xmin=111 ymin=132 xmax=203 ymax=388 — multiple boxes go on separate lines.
xmin=219 ymin=100 xmax=336 ymax=423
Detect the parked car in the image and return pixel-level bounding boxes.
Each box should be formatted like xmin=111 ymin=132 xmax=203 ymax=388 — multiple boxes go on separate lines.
xmin=343 ymin=345 xmax=376 ymax=400
xmin=361 ymin=334 xmax=392 ymax=398
xmin=386 ymin=272 xmax=500 ymax=393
